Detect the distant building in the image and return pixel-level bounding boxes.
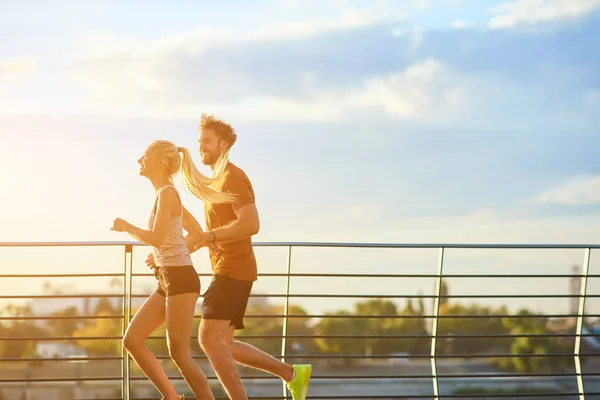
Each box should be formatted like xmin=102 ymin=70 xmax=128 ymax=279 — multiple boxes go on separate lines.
xmin=36 ymin=342 xmax=84 ymax=358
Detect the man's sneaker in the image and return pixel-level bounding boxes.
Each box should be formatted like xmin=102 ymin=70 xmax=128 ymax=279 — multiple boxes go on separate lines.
xmin=286 ymin=364 xmax=312 ymax=400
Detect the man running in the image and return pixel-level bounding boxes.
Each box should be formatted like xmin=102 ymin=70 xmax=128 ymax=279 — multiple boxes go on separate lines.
xmin=190 ymin=114 xmax=311 ymax=400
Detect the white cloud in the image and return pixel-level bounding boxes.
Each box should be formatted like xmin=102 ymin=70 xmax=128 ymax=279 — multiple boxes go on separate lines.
xmin=452 ymin=20 xmax=471 ymax=29
xmin=275 ymin=202 xmax=600 ymax=246
xmin=390 ymin=27 xmax=424 ymax=50
xmin=525 ymin=175 xmax=600 ymax=205
xmin=77 ymin=10 xmax=377 ymax=60
xmin=239 ymin=59 xmax=470 ymax=122
xmin=74 ymin=50 xmax=472 ymax=121
xmin=0 ymin=55 xmax=38 ymax=80
xmin=248 ymin=10 xmax=378 ymax=41
xmin=489 ymin=0 xmax=600 ymax=29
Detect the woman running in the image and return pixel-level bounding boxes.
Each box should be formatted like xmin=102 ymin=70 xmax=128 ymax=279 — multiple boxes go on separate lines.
xmin=111 ymin=140 xmax=234 ymax=400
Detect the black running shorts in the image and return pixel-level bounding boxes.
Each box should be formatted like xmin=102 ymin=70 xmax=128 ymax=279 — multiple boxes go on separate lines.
xmin=201 ymin=275 xmax=253 ymax=329
xmin=153 ymin=265 xmax=201 ymax=297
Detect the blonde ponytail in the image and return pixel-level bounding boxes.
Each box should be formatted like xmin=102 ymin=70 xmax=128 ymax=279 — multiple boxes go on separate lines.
xmin=179 ymin=147 xmax=236 ymax=203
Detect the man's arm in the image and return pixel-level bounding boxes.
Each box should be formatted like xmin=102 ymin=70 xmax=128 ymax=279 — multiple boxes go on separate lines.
xmin=191 ymin=172 xmax=259 ymax=249
xmin=210 ymin=203 xmax=259 ymax=243
xmin=182 ymin=206 xmax=204 ymax=253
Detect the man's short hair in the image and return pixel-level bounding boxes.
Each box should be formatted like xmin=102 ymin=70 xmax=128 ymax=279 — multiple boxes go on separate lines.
xmin=199 ymin=114 xmax=237 ymax=147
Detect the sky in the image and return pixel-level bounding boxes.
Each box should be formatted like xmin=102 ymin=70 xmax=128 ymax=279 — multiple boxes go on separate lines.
xmin=1 ymin=0 xmax=600 ymax=316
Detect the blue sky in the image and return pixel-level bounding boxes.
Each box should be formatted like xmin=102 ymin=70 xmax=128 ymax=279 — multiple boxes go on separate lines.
xmin=1 ymin=0 xmax=600 ymax=315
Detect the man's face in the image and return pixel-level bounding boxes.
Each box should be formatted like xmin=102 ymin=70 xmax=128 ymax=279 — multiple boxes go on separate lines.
xmin=199 ymin=128 xmax=223 ymax=166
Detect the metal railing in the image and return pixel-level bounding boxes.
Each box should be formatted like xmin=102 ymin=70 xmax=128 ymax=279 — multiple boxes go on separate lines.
xmin=0 ymin=241 xmax=599 ymax=400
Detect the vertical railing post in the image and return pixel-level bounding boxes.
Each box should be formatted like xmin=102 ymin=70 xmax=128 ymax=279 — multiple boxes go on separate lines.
xmin=430 ymin=247 xmax=445 ymax=400
xmin=574 ymin=247 xmax=591 ymax=400
xmin=122 ymin=244 xmax=133 ymax=400
xmin=281 ymin=246 xmax=293 ymax=400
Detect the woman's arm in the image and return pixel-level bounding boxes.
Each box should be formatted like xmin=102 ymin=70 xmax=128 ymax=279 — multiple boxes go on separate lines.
xmin=182 ymin=206 xmax=204 ymax=253
xmin=112 ymin=189 xmax=179 ymax=248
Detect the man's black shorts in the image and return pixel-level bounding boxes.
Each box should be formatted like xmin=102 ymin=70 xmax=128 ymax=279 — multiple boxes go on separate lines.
xmin=202 ymin=275 xmax=253 ymax=329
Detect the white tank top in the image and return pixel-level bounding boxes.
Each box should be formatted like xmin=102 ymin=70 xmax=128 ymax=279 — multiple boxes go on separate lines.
xmin=148 ymin=184 xmax=193 ymax=267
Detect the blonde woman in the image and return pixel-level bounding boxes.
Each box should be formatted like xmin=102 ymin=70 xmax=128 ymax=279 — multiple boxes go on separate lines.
xmin=111 ymin=140 xmax=233 ymax=400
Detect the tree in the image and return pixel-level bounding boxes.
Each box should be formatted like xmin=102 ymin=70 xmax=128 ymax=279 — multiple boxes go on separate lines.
xmin=492 ymin=309 xmax=572 ymax=373
xmin=72 ymin=311 xmax=121 ymax=356
xmin=242 ymin=302 xmax=316 ymax=357
xmin=0 ymin=304 xmax=47 ymax=358
xmin=46 ymin=306 xmax=80 ymax=337
xmin=314 ymin=299 xmax=430 ymax=364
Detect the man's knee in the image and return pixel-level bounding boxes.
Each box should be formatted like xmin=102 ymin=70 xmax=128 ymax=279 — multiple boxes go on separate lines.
xmin=199 ymin=322 xmax=227 ymax=352
xmin=223 ymin=334 xmax=234 ymax=348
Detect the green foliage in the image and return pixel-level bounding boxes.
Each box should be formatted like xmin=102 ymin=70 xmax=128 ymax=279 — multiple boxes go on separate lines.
xmin=0 ymin=304 xmax=47 ymax=358
xmin=72 ymin=311 xmax=122 ymax=356
xmin=314 ymin=299 xmax=430 ymax=365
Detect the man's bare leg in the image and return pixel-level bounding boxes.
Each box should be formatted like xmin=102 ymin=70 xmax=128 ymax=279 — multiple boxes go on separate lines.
xmin=223 ymin=325 xmax=294 ymax=382
xmin=199 ymin=319 xmax=248 ymax=400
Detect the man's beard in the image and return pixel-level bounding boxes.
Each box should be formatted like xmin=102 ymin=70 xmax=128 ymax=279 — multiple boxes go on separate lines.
xmin=202 ymin=152 xmax=219 ymax=166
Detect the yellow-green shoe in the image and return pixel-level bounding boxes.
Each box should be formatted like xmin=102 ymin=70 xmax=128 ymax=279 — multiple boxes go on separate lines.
xmin=286 ymin=364 xmax=312 ymax=400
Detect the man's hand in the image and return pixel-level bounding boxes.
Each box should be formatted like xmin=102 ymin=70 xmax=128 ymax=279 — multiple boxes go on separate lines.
xmin=111 ymin=218 xmax=129 ymax=232
xmin=192 ymin=231 xmax=215 ymax=251
xmin=145 ymin=252 xmax=156 ymax=269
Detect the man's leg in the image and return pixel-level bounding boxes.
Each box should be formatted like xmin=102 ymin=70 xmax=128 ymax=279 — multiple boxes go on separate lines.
xmin=199 ymin=275 xmax=248 ymax=400
xmin=222 ymin=277 xmax=312 ymax=400
xmin=224 ymin=322 xmax=294 ymax=381
xmin=199 ymin=318 xmax=248 ymax=400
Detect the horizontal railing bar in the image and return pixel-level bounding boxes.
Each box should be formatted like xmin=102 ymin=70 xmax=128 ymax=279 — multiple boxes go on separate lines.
xmin=0 ymin=377 xmax=123 ymax=383
xmin=0 ymin=241 xmax=140 ymax=247
xmin=288 ymin=294 xmax=598 ymax=298
xmin=7 ymin=293 xmax=598 ymax=300
xmin=187 ymin=313 xmax=600 ymax=319
xmin=0 ymin=356 xmax=123 ymax=362
xmin=0 ymin=336 xmax=123 ymax=341
xmin=4 ymin=332 xmax=598 ymax=341
xmin=0 ymin=273 xmax=124 ymax=278
xmin=131 ymin=396 xmax=598 ymax=400
xmin=0 ymin=315 xmax=124 ymax=320
xmin=0 ymin=294 xmax=123 ymax=299
xmin=148 ymin=352 xmax=597 ymax=360
xmin=3 ymin=271 xmax=596 ymax=279
xmin=5 ymin=373 xmax=600 ymax=384
xmin=126 ymin=293 xmax=600 ymax=299
xmin=127 ymin=372 xmax=600 ymax=381
xmin=131 ymin=272 xmax=600 ymax=278
xmin=2 ymin=352 xmax=597 ymax=363
xmin=2 ymin=240 xmax=600 ymax=248
xmin=428 ymin=395 xmax=594 ymax=400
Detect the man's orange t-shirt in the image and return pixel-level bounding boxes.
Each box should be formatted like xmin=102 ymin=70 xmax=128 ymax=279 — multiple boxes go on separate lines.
xmin=204 ymin=162 xmax=257 ymax=282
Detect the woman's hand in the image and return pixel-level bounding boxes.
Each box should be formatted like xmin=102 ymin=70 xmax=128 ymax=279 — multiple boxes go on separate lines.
xmin=111 ymin=218 xmax=129 ymax=232
xmin=145 ymin=252 xmax=156 ymax=269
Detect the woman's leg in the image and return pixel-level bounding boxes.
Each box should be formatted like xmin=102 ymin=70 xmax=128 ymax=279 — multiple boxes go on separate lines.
xmin=122 ymin=291 xmax=180 ymax=400
xmin=166 ymin=292 xmax=215 ymax=400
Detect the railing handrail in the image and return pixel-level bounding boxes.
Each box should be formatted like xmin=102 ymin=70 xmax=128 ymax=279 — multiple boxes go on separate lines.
xmin=1 ymin=240 xmax=600 ymax=249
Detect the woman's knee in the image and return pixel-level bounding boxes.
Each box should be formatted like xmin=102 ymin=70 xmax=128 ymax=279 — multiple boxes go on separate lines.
xmin=122 ymin=332 xmax=144 ymax=353
xmin=167 ymin=337 xmax=190 ymax=363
